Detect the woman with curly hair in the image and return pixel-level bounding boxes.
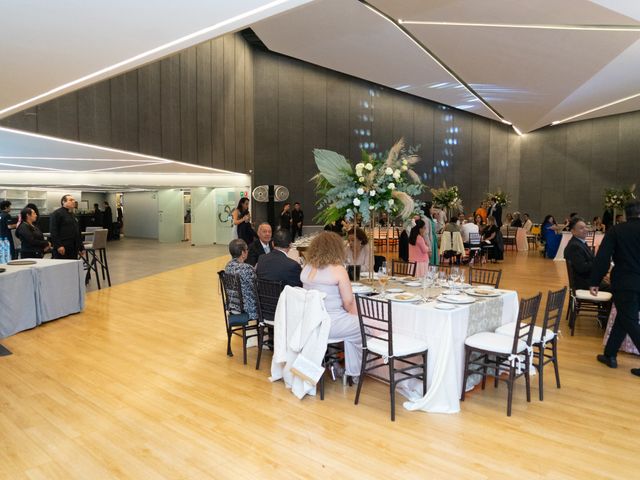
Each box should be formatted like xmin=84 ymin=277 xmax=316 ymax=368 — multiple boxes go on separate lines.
xmin=301 ymin=231 xmax=362 ymax=378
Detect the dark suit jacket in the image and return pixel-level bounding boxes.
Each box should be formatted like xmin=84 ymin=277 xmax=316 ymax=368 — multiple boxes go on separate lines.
xmin=590 ymin=218 xmax=640 ymax=292
xmin=565 ymin=236 xmax=595 ymax=290
xmin=256 ymin=249 xmax=302 ymax=288
xmin=490 ymin=204 xmax=503 ymax=227
xmin=247 ymin=240 xmax=273 ymax=267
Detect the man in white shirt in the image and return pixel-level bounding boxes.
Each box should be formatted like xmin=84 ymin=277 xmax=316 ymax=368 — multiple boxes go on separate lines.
xmin=461 ymin=217 xmax=480 ymax=245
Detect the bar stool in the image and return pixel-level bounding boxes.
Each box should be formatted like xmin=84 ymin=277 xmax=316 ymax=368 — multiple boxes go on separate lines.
xmin=84 ymin=229 xmax=111 ymax=288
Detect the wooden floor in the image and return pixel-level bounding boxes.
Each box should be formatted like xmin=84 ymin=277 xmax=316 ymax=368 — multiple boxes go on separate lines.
xmin=1 ymin=249 xmax=639 ymax=479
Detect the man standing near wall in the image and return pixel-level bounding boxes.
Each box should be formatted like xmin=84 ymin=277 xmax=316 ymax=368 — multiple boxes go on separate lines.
xmin=291 ymin=202 xmax=304 ymax=242
xmin=590 ymin=200 xmax=640 ymax=376
xmin=50 ymin=194 xmax=85 ymax=260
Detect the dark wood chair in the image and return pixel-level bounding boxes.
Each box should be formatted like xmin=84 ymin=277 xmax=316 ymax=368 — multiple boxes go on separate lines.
xmin=496 ymin=288 xmax=566 ymax=401
xmin=585 ymin=231 xmax=596 ymax=254
xmin=354 ymin=295 xmax=428 ymax=421
xmin=467 ymin=232 xmax=483 ymax=264
xmin=255 ymin=279 xmax=284 ymax=370
xmin=461 ymin=293 xmax=542 ymax=416
xmin=565 ymin=259 xmax=612 ymax=335
xmin=468 ymin=266 xmax=502 ymax=288
xmin=391 ymin=259 xmax=417 ymax=277
xmin=217 ymin=270 xmax=259 ymax=365
xmin=503 ymin=226 xmax=517 ymax=251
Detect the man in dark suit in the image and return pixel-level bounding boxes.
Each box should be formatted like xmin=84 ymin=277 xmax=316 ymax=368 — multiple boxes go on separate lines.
xmin=291 ymin=202 xmax=304 ymax=242
xmin=256 ymin=230 xmax=302 ymax=287
xmin=590 ymin=200 xmax=640 ymax=375
xmin=247 ymin=222 xmax=273 ymax=267
xmin=564 ymin=217 xmax=609 ymax=291
xmin=488 ymin=197 xmax=502 ymax=228
xmin=50 ymin=194 xmax=85 ymax=260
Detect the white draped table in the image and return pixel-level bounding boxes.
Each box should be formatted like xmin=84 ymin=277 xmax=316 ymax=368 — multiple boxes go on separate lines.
xmin=371 ymin=287 xmax=519 ymax=414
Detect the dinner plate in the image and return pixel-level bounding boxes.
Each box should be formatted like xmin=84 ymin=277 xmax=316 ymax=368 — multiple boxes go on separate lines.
xmin=386 ymin=288 xmax=404 ymax=293
xmin=437 ymin=294 xmax=475 ymax=305
xmin=434 ymin=303 xmax=456 ymax=310
xmin=405 ymin=281 xmax=422 ymax=287
xmin=7 ymin=260 xmax=37 ymax=266
xmin=465 ymin=289 xmax=501 ymax=297
xmin=387 ymin=293 xmax=420 ymax=303
xmin=351 ymin=282 xmax=364 ymax=287
xmin=352 ymin=285 xmax=374 ymax=294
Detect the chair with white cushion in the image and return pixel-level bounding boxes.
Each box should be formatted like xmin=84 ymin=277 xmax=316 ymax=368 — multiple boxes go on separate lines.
xmin=461 ymin=293 xmax=542 ymax=416
xmin=495 ymin=287 xmax=566 ymax=401
xmin=565 ymin=259 xmax=612 ymax=335
xmin=354 ymin=295 xmax=428 ymax=421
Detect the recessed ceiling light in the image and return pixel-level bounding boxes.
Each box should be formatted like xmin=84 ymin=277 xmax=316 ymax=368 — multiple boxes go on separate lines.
xmin=551 ymin=91 xmax=640 ymax=126
xmin=512 ymin=125 xmax=524 ymax=136
xmin=399 ymin=20 xmax=640 ymax=32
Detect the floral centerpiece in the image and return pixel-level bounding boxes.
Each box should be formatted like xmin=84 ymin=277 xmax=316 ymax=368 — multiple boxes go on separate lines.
xmin=486 ymin=189 xmax=510 ymax=207
xmin=604 ymin=185 xmax=636 ymax=210
xmin=312 ymin=138 xmax=424 ymax=225
xmin=430 ymin=182 xmax=462 ymax=213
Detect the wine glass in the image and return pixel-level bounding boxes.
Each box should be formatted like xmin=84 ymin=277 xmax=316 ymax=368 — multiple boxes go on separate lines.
xmin=438 ymin=270 xmax=447 ymax=287
xmin=378 ymin=261 xmax=389 ymax=296
xmin=450 ymin=266 xmax=460 ymax=292
xmin=458 ymin=270 xmax=466 ymax=291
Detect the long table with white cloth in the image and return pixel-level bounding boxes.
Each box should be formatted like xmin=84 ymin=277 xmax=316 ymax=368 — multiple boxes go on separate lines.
xmin=0 ymin=259 xmax=85 ymax=338
xmin=357 ymin=278 xmax=519 ymax=414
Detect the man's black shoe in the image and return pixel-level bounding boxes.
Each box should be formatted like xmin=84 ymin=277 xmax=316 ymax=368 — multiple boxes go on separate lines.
xmin=631 ymin=368 xmax=640 ymax=377
xmin=597 ymin=354 xmax=617 ymax=368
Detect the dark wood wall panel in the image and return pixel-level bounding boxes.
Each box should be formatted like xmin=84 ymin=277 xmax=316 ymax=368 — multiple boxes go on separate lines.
xmin=138 ymin=63 xmax=162 ymax=157
xmin=180 ymin=49 xmax=198 ymax=165
xmin=196 ymin=42 xmax=212 ymax=168
xmin=160 ymin=56 xmax=181 ymax=160
xmin=110 ymin=71 xmax=139 ymax=152
xmin=78 ymin=81 xmax=111 ymax=146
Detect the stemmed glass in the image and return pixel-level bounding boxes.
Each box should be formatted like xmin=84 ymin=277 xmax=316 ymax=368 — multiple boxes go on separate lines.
xmin=378 ymin=261 xmax=389 ymax=297
xmin=450 ymin=266 xmax=460 ymax=292
xmin=458 ymin=270 xmax=466 ymax=292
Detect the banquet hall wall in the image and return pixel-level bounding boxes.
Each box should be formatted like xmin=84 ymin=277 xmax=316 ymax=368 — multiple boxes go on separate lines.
xmin=2 ymin=31 xmax=639 ymax=222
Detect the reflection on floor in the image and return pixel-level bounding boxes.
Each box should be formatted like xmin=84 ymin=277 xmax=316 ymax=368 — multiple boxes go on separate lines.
xmin=85 ymin=237 xmax=229 ymax=290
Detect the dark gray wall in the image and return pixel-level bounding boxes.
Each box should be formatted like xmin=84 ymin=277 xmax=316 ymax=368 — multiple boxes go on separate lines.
xmin=4 ymin=32 xmax=640 ymax=224
xmin=1 ymin=33 xmax=254 ymax=173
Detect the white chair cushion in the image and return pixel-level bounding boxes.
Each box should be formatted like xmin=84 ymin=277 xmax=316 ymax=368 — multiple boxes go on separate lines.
xmin=494 ymin=321 xmax=555 ymax=344
xmin=367 ymin=334 xmax=428 ymax=358
xmin=465 ymin=332 xmax=527 ymax=354
xmin=84 ymin=242 xmax=94 ymax=248
xmin=576 ymin=289 xmax=612 ymax=302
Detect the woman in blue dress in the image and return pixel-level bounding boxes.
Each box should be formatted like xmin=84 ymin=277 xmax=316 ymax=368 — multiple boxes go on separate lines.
xmin=542 ymin=215 xmax=563 ymax=259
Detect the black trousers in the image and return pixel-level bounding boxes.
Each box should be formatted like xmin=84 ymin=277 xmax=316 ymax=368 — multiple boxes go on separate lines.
xmin=292 ymin=224 xmax=303 ymax=242
xmin=52 ymin=245 xmax=80 ymax=260
xmin=604 ymin=289 xmax=640 ymax=357
xmin=20 ymin=251 xmax=43 ymax=259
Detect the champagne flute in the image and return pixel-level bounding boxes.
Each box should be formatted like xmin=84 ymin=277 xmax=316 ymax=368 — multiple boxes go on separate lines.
xmin=378 ymin=261 xmax=389 ymax=296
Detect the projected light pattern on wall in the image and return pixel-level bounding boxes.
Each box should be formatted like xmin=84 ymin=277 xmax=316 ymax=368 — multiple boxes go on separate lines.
xmin=354 ymin=88 xmax=380 ymax=157
xmin=423 ymin=105 xmax=459 ymax=183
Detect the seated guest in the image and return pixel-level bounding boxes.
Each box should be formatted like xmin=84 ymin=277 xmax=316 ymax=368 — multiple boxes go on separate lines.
xmin=456 ymin=212 xmax=465 ymax=226
xmin=522 ymin=213 xmax=533 ymax=233
xmin=593 ymin=216 xmax=605 ymax=232
xmin=461 ymin=217 xmax=480 ymax=245
xmin=474 ymin=213 xmax=485 ymax=233
xmin=564 ymin=217 xmax=609 ymax=291
xmin=256 ymin=230 xmax=302 ymax=287
xmin=443 ymin=218 xmax=460 ymax=233
xmin=542 ymin=215 xmax=563 ymax=258
xmin=482 ymin=216 xmax=504 ymax=262
xmin=505 ymin=212 xmax=514 ymax=226
xmin=474 ymin=202 xmax=488 ymax=223
xmin=408 ymin=220 xmax=429 ymax=277
xmin=16 ymin=207 xmax=50 ymax=258
xmin=301 ymin=232 xmax=362 ymax=379
xmin=247 ymin=222 xmax=273 ymax=267
xmin=345 ymin=227 xmax=371 ymax=267
xmin=510 ymin=212 xmax=523 ymax=228
xmin=224 ymin=239 xmax=258 ymax=319
xmin=615 ymin=214 xmax=625 ymax=224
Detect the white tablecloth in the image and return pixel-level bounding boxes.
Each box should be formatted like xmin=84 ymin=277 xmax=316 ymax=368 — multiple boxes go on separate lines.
xmin=0 ymin=259 xmax=85 ymax=338
xmin=385 ymin=291 xmax=520 ymax=414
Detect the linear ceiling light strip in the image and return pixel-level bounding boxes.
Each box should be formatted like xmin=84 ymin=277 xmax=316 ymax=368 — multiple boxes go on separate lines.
xmin=358 ymin=0 xmax=510 ymax=126
xmin=551 ymin=92 xmax=640 ymax=126
xmin=0 ymin=0 xmax=297 ymax=118
xmin=399 ymin=21 xmax=640 ymax=32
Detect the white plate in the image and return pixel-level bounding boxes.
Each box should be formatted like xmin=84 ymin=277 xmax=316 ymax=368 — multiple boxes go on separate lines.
xmin=434 ymin=303 xmax=456 ymax=310
xmin=437 ymin=295 xmax=476 ymax=305
xmin=352 ymin=285 xmax=374 ymax=294
xmin=386 ymin=288 xmax=404 ymax=293
xmin=351 ymin=282 xmax=364 ymax=287
xmin=405 ymin=281 xmax=422 ymax=287
xmin=441 ymin=289 xmax=461 ymax=295
xmin=387 ymin=293 xmax=420 ymax=303
xmin=465 ymin=289 xmax=501 ymax=297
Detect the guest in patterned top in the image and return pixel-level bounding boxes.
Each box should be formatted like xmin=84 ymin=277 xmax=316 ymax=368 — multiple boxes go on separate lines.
xmin=224 ymin=239 xmax=258 ymax=319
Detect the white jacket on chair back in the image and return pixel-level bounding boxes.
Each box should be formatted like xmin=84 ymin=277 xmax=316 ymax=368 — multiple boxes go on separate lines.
xmin=269 ymin=285 xmax=332 ymax=399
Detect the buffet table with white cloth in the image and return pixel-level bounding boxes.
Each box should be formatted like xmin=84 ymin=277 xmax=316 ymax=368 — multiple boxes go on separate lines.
xmin=0 ymin=259 xmax=85 ymax=338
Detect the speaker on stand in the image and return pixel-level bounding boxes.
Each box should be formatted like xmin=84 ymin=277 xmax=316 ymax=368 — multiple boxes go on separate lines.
xmin=252 ymin=184 xmax=289 ymax=231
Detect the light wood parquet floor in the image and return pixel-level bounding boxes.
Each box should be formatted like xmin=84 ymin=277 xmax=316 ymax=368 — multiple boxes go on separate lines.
xmin=1 ymin=249 xmax=639 ymax=479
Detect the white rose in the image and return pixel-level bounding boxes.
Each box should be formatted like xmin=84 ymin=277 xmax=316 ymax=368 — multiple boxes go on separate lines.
xmin=388 ymin=182 xmax=396 ymax=190
xmin=388 ymin=199 xmax=395 ymax=206
xmin=355 ymin=162 xmax=365 ymax=170
xmin=369 ymin=190 xmax=376 ymax=197
xmin=402 ymin=159 xmax=408 ymax=165
xmin=353 ymin=198 xmax=361 ymax=207
xmin=357 ymin=187 xmax=365 ymax=195
xmin=385 ymin=167 xmax=393 ymax=175
xmin=365 ymin=163 xmax=373 ymax=171
xmin=401 ymin=165 xmax=408 ymax=171
xmin=393 ymin=169 xmax=401 ymax=179
xmin=369 ymin=205 xmax=375 ymax=210
xmin=359 ymin=176 xmax=365 ymax=182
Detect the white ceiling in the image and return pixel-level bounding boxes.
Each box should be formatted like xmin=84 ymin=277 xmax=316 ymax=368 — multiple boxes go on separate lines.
xmin=252 ymin=0 xmax=640 ymax=132
xmin=0 ymin=127 xmax=250 ymax=190
xmin=0 ymin=0 xmax=312 ymax=118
